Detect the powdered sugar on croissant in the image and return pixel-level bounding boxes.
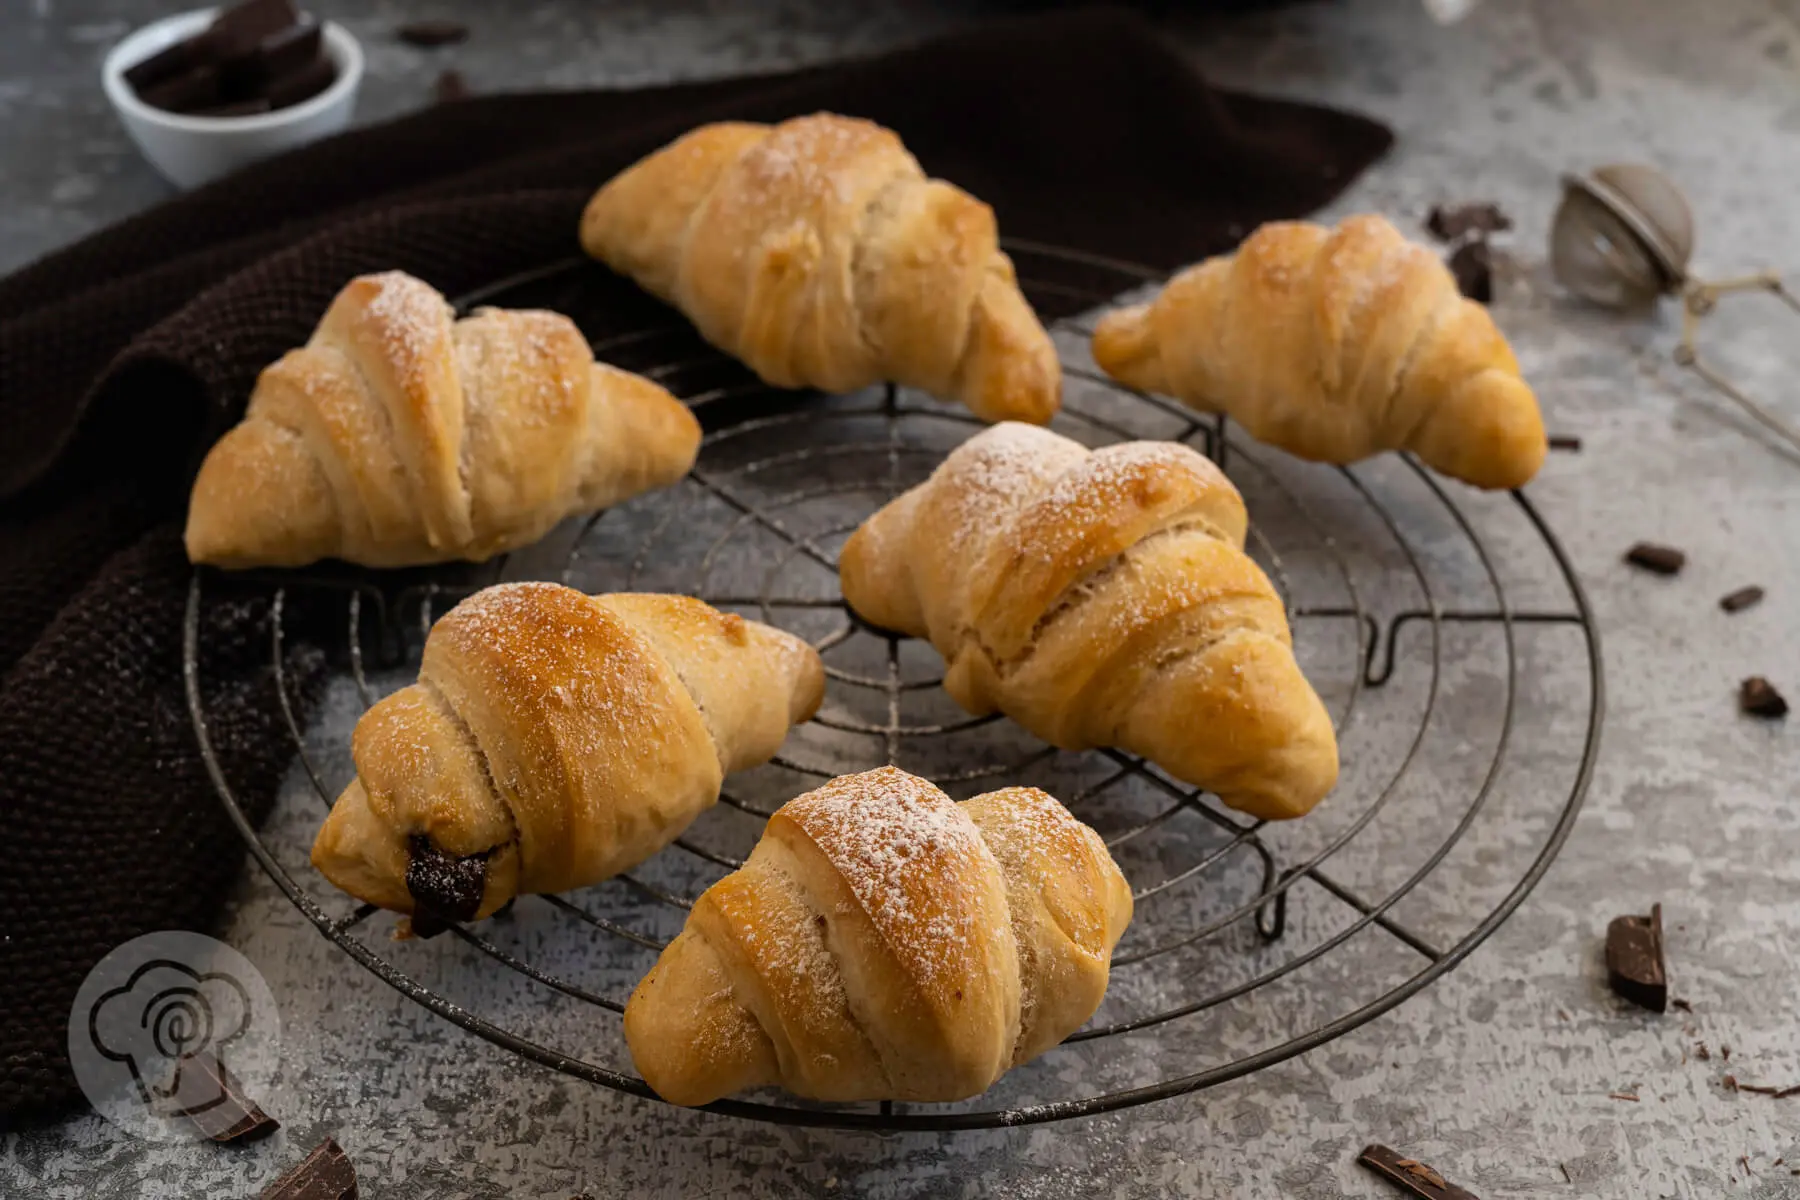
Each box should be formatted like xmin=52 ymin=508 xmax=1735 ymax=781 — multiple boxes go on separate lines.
xmin=623 ymin=766 xmax=1131 ymax=1105
xmin=839 ymin=424 xmax=1338 ymax=821
xmin=580 ymin=114 xmax=1061 ymax=424
xmin=310 ymin=583 xmax=824 ymax=928
xmin=185 ymin=271 xmax=701 ymax=568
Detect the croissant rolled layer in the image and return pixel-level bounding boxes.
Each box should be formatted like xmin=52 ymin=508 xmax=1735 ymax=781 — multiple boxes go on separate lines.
xmin=310 ymin=583 xmax=824 ymax=926
xmin=1092 ymin=215 xmax=1546 ymax=490
xmin=839 ymin=423 xmax=1339 ymax=820
xmin=581 ymin=113 xmax=1061 ymax=425
xmin=185 ymin=271 xmax=702 ymax=569
xmin=624 ymin=766 xmax=1132 ymax=1105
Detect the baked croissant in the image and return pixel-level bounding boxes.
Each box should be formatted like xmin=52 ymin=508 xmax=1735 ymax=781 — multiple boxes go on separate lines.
xmin=310 ymin=582 xmax=824 ymax=929
xmin=185 ymin=271 xmax=703 ymax=569
xmin=579 ymin=113 xmax=1061 ymax=425
xmin=1091 ymin=214 xmax=1547 ymax=490
xmin=839 ymin=424 xmax=1338 ymax=820
xmin=625 ymin=766 xmax=1131 ymax=1106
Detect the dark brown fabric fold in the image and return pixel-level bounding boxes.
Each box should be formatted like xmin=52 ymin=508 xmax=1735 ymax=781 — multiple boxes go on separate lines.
xmin=0 ymin=5 xmax=1389 ymax=1124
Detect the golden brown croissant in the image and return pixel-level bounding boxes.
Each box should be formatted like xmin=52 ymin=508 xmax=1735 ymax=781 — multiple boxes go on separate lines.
xmin=185 ymin=271 xmax=703 ymax=569
xmin=579 ymin=114 xmax=1061 ymax=425
xmin=624 ymin=766 xmax=1131 ymax=1105
xmin=1091 ymin=214 xmax=1547 ymax=490
xmin=310 ymin=582 xmax=824 ymax=929
xmin=839 ymin=424 xmax=1338 ymax=821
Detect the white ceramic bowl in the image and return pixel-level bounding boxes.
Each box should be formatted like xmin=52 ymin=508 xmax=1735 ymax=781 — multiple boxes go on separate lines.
xmin=102 ymin=7 xmax=363 ymax=190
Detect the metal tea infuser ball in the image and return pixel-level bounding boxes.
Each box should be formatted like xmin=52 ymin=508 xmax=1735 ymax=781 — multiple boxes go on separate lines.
xmin=1551 ymin=163 xmax=1800 ymax=455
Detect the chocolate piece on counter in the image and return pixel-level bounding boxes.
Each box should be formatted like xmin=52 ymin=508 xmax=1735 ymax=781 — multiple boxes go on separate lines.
xmin=140 ymin=64 xmax=225 ymax=114
xmin=266 ymin=54 xmax=339 ymax=109
xmin=1728 ymin=1078 xmax=1800 ymax=1096
xmin=1548 ymin=434 xmax=1583 ymax=452
xmin=163 ymin=1050 xmax=280 ymax=1143
xmin=1426 ymin=202 xmax=1513 ymax=242
xmin=405 ymin=835 xmax=487 ymax=936
xmin=1624 ymin=542 xmax=1685 ymax=575
xmin=1720 ymin=585 xmax=1765 ymax=614
xmin=260 ymin=1138 xmax=358 ymax=1200
xmin=1741 ymin=676 xmax=1789 ymax=718
xmin=434 ymin=68 xmax=471 ymax=103
xmin=1605 ymin=904 xmax=1668 ymax=1013
xmin=196 ymin=98 xmax=275 ymax=118
xmin=1358 ymin=1144 xmax=1480 ymax=1199
xmin=1446 ymin=239 xmax=1493 ymax=303
xmin=221 ymin=19 xmax=322 ymax=94
xmin=397 ymin=19 xmax=470 ymax=47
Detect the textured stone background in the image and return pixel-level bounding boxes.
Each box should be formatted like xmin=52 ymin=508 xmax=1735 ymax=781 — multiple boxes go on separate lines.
xmin=4 ymin=1 xmax=1800 ymax=1198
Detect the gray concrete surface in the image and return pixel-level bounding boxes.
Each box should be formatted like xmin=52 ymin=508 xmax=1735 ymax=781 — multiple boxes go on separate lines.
xmin=6 ymin=1 xmax=1800 ymax=1197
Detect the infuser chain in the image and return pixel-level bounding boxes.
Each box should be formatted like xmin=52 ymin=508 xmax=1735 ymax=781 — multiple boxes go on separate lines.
xmin=1673 ymin=271 xmax=1800 ymax=456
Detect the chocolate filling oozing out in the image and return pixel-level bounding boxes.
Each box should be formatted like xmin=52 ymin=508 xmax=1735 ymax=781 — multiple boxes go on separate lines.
xmin=404 ymin=835 xmax=489 ymax=937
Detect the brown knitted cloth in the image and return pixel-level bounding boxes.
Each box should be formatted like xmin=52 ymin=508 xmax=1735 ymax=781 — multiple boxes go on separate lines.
xmin=0 ymin=7 xmax=1389 ymax=1124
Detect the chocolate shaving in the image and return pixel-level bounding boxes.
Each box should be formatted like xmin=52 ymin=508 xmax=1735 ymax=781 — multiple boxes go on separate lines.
xmin=1358 ymin=1144 xmax=1479 ymax=1198
xmin=1548 ymin=434 xmax=1583 ymax=452
xmin=1396 ymin=1159 xmax=1448 ymax=1188
xmin=398 ymin=19 xmax=469 ymax=47
xmin=1740 ymin=676 xmax=1788 ymax=719
xmin=1605 ymin=903 xmax=1667 ymax=1013
xmin=1670 ymin=998 xmax=1693 ymax=1012
xmin=1624 ymin=542 xmax=1685 ymax=575
xmin=1724 ymin=1079 xmax=1798 ymax=1097
xmin=1720 ymin=585 xmax=1765 ymax=613
xmin=260 ymin=1137 xmax=358 ymax=1199
xmin=1426 ymin=202 xmax=1513 ymax=242
xmin=405 ymin=836 xmax=488 ymax=936
xmin=163 ymin=1050 xmax=279 ymax=1143
xmin=1607 ymin=1090 xmax=1640 ymax=1102
xmin=434 ymin=68 xmax=470 ymax=103
xmin=1446 ymin=240 xmax=1493 ymax=304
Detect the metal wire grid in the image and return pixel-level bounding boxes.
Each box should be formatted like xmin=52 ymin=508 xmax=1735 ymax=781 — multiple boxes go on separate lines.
xmin=183 ymin=244 xmax=1603 ymax=1128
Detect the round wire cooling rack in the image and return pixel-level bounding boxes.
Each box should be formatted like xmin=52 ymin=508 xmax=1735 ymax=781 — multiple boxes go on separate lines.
xmin=183 ymin=242 xmax=1603 ymax=1130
